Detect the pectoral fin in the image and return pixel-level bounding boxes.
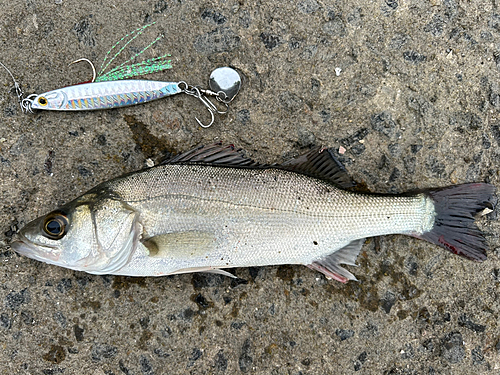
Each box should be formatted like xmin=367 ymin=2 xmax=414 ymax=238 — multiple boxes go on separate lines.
xmin=142 ymin=231 xmax=216 ymax=259
xmin=141 ymin=232 xmax=236 ymax=278
xmin=307 ymin=239 xmax=364 ymax=283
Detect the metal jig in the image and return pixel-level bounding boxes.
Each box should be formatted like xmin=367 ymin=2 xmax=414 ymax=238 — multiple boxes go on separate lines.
xmin=1 ymin=24 xmax=242 ymax=128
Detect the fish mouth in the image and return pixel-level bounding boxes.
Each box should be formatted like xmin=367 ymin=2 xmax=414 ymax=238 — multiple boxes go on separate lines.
xmin=10 ymin=234 xmax=60 ymax=263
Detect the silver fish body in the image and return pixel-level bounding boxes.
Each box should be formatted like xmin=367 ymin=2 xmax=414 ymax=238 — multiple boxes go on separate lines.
xmin=11 ymin=145 xmax=495 ymax=282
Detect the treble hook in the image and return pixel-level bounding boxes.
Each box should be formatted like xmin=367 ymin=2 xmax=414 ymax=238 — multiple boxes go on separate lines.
xmin=178 ymin=82 xmax=217 ymax=128
xmin=192 ymin=87 xmax=216 ymax=128
xmin=69 ymin=58 xmax=97 ymax=83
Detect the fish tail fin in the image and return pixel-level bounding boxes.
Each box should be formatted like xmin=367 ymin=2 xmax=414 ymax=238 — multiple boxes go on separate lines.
xmin=415 ymin=183 xmax=496 ymax=261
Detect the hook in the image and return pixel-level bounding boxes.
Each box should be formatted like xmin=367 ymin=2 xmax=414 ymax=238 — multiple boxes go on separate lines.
xmin=178 ymin=83 xmax=218 ymax=128
xmin=69 ymin=58 xmax=96 ymax=83
xmin=192 ymin=87 xmax=215 ymax=128
xmin=195 ymin=108 xmax=215 ymax=128
xmin=21 ymin=94 xmax=37 ymax=113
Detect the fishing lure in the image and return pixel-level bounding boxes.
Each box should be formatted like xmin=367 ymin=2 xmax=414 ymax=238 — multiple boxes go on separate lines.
xmin=23 ymin=66 xmax=241 ymax=128
xmin=1 ymin=23 xmax=242 ymax=128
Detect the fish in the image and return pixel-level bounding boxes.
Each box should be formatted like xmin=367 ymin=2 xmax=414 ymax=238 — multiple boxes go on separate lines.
xmin=11 ymin=144 xmax=496 ymax=283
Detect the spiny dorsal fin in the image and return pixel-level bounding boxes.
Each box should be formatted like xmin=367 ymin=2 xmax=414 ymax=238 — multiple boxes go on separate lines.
xmin=280 ymin=147 xmax=355 ymax=189
xmin=164 ymin=144 xmax=355 ymax=189
xmin=163 ymin=143 xmax=261 ymax=167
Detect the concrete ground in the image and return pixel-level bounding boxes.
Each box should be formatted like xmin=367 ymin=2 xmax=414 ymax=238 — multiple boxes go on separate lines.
xmin=1 ymin=0 xmax=500 ymax=374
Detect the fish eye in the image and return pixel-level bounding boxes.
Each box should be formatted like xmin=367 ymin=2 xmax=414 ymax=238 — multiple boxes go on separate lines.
xmin=37 ymin=96 xmax=48 ymax=106
xmin=42 ymin=212 xmax=69 ymax=240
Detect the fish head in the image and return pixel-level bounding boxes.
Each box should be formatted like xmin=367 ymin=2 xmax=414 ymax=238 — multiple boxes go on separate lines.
xmin=30 ymin=90 xmax=67 ymax=110
xmin=11 ymin=193 xmax=141 ymax=275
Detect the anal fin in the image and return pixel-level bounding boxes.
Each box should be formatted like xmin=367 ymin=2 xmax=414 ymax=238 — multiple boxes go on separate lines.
xmin=307 ymin=239 xmax=364 ymax=283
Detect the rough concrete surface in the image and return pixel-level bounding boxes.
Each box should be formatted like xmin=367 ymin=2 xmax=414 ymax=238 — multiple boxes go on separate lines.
xmin=1 ymin=0 xmax=500 ymax=374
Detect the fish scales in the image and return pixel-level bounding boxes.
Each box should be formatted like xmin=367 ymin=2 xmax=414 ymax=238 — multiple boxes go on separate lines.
xmin=105 ymin=164 xmax=431 ymax=271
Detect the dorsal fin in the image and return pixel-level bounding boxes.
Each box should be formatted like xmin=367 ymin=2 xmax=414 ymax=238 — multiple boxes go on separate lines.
xmin=162 ymin=143 xmax=261 ymax=167
xmin=163 ymin=144 xmax=355 ymax=188
xmin=280 ymin=147 xmax=355 ymax=188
